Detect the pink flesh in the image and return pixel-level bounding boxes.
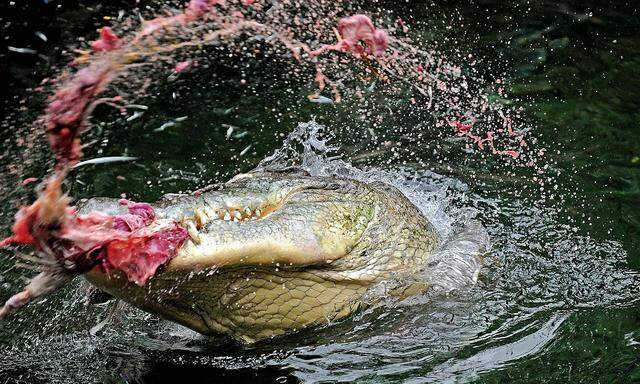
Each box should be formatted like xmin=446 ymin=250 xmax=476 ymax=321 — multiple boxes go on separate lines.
xmin=46 ymin=63 xmax=115 ymax=166
xmin=102 ymin=200 xmax=188 ymax=285
xmin=104 ymin=226 xmax=189 ymax=286
xmin=448 ymin=116 xmax=521 ymax=158
xmin=337 ymin=15 xmax=389 ymax=57
xmin=2 ymin=198 xmax=188 ymax=286
xmin=1 ymin=0 xmax=215 ymax=281
xmin=90 ymin=27 xmax=121 ymax=52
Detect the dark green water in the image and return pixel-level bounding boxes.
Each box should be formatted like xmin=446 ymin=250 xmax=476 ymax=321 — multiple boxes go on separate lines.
xmin=0 ymin=1 xmax=639 ymax=383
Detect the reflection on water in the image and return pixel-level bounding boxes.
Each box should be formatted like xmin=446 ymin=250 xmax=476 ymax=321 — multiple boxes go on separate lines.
xmin=1 ymin=122 xmax=638 ymax=383
xmin=1 ymin=1 xmax=640 ymax=383
xmin=421 ymin=312 xmax=570 ymax=382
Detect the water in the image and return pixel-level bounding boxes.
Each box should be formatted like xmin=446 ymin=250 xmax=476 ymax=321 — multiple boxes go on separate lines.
xmin=1 ymin=1 xmax=639 ymax=383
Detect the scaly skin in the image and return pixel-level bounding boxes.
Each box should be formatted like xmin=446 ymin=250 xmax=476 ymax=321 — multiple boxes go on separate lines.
xmin=81 ymin=171 xmax=439 ymax=343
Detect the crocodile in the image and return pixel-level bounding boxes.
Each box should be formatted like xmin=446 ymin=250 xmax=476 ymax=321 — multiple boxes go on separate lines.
xmin=80 ymin=170 xmax=440 ymax=343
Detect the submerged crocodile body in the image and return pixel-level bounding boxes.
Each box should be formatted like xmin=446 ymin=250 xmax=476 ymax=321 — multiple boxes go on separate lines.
xmin=81 ymin=170 xmax=440 ymax=343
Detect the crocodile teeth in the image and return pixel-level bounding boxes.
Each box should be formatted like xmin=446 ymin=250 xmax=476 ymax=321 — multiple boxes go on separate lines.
xmin=194 ymin=208 xmax=208 ymax=228
xmin=185 ymin=221 xmax=201 ymax=244
xmin=204 ymin=206 xmax=217 ymax=218
xmin=206 ymin=206 xmax=266 ymax=222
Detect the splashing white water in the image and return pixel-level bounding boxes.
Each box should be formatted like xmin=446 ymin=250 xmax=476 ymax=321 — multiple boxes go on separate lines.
xmin=258 ymin=120 xmax=488 ymax=294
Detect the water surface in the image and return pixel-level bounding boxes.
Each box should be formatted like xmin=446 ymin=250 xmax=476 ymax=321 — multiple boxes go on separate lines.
xmin=0 ymin=1 xmax=639 ymax=383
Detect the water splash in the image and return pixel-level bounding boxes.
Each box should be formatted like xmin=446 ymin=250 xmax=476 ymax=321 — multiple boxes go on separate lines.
xmin=259 ymin=120 xmax=487 ymax=295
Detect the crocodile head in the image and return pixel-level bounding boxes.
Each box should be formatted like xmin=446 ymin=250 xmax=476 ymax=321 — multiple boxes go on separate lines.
xmin=81 ymin=171 xmax=439 ymax=342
